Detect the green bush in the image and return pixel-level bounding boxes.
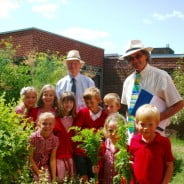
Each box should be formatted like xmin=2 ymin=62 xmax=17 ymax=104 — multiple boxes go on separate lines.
xmin=0 ymin=95 xmax=33 ymax=183
xmin=171 ymin=60 xmax=184 ymax=139
xmin=24 ymin=50 xmax=66 ymax=91
xmin=0 ymin=38 xmax=67 ymax=102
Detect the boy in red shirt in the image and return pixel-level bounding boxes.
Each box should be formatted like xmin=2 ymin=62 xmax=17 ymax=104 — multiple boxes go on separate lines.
xmin=129 ymin=104 xmax=174 ymax=184
xmin=73 ymin=87 xmax=108 ymax=182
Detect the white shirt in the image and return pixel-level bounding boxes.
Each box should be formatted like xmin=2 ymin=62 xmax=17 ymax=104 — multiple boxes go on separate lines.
xmin=121 ymin=64 xmax=182 ymax=131
xmin=56 ymin=73 xmax=95 ymax=111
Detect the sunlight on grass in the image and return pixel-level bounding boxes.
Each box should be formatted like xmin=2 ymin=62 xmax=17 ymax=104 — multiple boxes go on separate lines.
xmin=170 ymin=137 xmax=184 ymax=184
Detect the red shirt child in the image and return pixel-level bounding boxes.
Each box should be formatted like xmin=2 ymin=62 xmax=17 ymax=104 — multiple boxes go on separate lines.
xmin=53 ymin=91 xmax=76 ymax=182
xmin=129 ymin=104 xmax=174 ymax=184
xmin=73 ymin=87 xmax=108 ymax=182
xmin=28 ymin=84 xmax=58 ymax=124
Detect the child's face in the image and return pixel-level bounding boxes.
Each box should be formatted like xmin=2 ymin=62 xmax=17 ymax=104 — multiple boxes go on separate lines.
xmin=104 ymin=101 xmax=120 ymax=115
xmin=106 ymin=121 xmax=119 ymax=141
xmin=137 ymin=119 xmax=157 ymax=140
xmin=24 ymin=91 xmax=37 ymax=109
xmin=84 ymin=97 xmax=101 ymax=113
xmin=40 ymin=117 xmax=55 ymax=135
xmin=63 ymin=100 xmax=74 ymax=114
xmin=42 ymin=89 xmax=55 ymax=107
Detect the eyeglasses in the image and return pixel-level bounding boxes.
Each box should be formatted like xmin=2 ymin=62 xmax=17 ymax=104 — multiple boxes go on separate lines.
xmin=126 ymin=53 xmax=143 ymax=62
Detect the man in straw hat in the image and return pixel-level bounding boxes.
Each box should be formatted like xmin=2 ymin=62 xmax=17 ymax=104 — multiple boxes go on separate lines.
xmin=120 ymin=40 xmax=184 ymax=138
xmin=56 ymin=50 xmax=95 ymax=111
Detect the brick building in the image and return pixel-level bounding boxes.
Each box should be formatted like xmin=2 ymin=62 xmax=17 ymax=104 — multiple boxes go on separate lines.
xmin=0 ymin=27 xmax=184 ymax=98
xmin=0 ymin=27 xmax=104 ymax=91
xmin=104 ymin=49 xmax=184 ymax=97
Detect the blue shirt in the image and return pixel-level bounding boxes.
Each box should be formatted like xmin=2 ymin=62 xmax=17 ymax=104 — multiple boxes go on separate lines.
xmin=56 ymin=73 xmax=95 ymax=111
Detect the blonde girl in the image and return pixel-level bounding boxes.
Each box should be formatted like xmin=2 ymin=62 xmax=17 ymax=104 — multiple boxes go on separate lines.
xmin=94 ymin=113 xmax=126 ymax=184
xmin=28 ymin=84 xmax=58 ymax=123
xmin=29 ymin=112 xmax=59 ymax=182
xmin=15 ymin=86 xmax=37 ymax=115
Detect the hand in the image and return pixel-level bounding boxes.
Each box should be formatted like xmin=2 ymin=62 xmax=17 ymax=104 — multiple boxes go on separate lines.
xmin=92 ymin=165 xmax=100 ymax=174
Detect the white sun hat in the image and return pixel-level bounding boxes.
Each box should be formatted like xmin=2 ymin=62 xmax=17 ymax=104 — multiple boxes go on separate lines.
xmin=65 ymin=50 xmax=85 ymax=64
xmin=119 ymin=40 xmax=153 ymax=60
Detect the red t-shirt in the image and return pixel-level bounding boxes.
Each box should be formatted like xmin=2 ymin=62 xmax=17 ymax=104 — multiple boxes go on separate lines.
xmin=129 ymin=133 xmax=174 ymax=184
xmin=73 ymin=107 xmax=108 ymax=156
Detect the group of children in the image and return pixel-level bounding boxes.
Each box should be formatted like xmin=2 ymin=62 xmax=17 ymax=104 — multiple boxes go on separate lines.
xmin=15 ymin=85 xmax=174 ymax=184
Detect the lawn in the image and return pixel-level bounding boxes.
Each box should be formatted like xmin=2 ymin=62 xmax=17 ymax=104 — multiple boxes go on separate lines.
xmin=170 ymin=137 xmax=184 ymax=184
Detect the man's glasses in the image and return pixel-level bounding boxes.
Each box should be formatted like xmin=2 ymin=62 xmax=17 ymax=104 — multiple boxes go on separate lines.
xmin=125 ymin=53 xmax=143 ymax=62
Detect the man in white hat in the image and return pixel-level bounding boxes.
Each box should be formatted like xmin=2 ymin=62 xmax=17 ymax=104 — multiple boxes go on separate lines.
xmin=120 ymin=40 xmax=184 ymax=137
xmin=56 ymin=50 xmax=95 ymax=111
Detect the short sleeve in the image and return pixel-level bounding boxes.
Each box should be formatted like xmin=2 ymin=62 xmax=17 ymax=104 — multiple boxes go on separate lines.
xmin=161 ymin=74 xmax=182 ymax=107
xmin=163 ymin=138 xmax=174 ymax=162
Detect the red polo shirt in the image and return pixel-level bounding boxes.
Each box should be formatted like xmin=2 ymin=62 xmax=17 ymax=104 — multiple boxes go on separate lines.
xmin=129 ymin=133 xmax=174 ymax=184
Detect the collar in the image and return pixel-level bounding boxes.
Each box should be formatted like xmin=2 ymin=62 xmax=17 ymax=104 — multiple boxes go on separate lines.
xmin=36 ymin=130 xmax=53 ymax=140
xmin=139 ymin=63 xmax=151 ymax=78
xmin=69 ymin=73 xmax=80 ymax=81
xmin=89 ymin=106 xmax=102 ymax=121
xmin=138 ymin=132 xmax=161 ymax=144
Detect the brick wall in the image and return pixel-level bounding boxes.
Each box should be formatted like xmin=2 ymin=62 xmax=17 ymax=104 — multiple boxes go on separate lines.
xmin=0 ymin=28 xmax=104 ymax=67
xmin=103 ymin=56 xmax=133 ymax=97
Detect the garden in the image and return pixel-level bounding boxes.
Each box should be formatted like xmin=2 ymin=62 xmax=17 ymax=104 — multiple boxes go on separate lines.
xmin=0 ymin=38 xmax=184 ymax=183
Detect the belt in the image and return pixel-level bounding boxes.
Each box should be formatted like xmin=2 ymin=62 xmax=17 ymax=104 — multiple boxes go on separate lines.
xmin=156 ymin=126 xmax=164 ymax=132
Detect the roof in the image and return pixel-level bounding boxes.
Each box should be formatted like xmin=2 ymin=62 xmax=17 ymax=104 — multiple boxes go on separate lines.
xmin=0 ymin=27 xmax=104 ymax=51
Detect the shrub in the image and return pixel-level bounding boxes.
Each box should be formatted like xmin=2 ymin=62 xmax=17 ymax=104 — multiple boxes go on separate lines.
xmin=0 ymin=95 xmax=33 ymax=183
xmin=0 ymin=38 xmax=67 ymax=103
xmin=171 ymin=60 xmax=184 ymax=139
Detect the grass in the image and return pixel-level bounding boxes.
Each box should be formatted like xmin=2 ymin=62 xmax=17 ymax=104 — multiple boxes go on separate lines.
xmin=170 ymin=137 xmax=184 ymax=184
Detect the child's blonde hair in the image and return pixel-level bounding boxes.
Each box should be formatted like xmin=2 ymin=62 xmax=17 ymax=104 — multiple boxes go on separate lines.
xmin=37 ymin=84 xmax=58 ymax=108
xmin=20 ymin=86 xmax=37 ymax=100
xmin=83 ymin=87 xmax=101 ymax=101
xmin=103 ymin=113 xmax=126 ymax=138
xmin=57 ymin=91 xmax=76 ymax=118
xmin=37 ymin=112 xmax=55 ymax=126
xmin=135 ymin=104 xmax=160 ymax=125
xmin=103 ymin=93 xmax=121 ymax=105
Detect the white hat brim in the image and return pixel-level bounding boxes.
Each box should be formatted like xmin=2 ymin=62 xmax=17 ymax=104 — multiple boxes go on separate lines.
xmin=64 ymin=57 xmax=85 ymax=65
xmin=119 ymin=47 xmax=153 ymax=60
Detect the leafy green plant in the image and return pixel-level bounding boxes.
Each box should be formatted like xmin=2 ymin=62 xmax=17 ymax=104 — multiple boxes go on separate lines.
xmin=113 ymin=116 xmax=131 ymax=184
xmin=71 ymin=127 xmax=103 ymax=165
xmin=0 ymin=95 xmax=33 ymax=183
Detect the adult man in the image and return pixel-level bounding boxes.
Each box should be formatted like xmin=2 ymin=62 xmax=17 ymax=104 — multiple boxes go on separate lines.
xmin=56 ymin=50 xmax=95 ymax=111
xmin=120 ymin=40 xmax=184 ymax=136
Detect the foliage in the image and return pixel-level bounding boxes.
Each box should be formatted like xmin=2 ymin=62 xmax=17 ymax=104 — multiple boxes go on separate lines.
xmin=171 ymin=60 xmax=184 ymax=139
xmin=24 ymin=50 xmax=66 ymax=91
xmin=71 ymin=127 xmax=103 ymax=165
xmin=0 ymin=95 xmax=33 ymax=183
xmin=0 ymin=38 xmax=31 ymax=102
xmin=0 ymin=38 xmax=67 ymax=103
xmin=113 ymin=117 xmax=131 ymax=184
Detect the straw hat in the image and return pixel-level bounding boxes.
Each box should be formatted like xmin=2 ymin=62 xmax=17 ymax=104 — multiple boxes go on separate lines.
xmin=65 ymin=50 xmax=85 ymax=64
xmin=119 ymin=40 xmax=153 ymax=60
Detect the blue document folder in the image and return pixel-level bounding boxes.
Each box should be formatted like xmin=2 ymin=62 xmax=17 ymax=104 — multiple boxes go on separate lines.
xmin=131 ymin=89 xmax=153 ymax=116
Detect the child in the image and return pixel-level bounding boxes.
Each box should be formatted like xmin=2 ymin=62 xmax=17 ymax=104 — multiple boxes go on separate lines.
xmin=28 ymin=84 xmax=58 ymax=123
xmin=54 ymin=92 xmax=76 ymax=181
xmin=15 ymin=86 xmax=37 ymax=115
xmin=93 ymin=113 xmax=126 ymax=184
xmin=29 ymin=112 xmax=59 ymax=182
xmin=73 ymin=87 xmax=108 ymax=182
xmin=129 ymin=104 xmax=174 ymax=184
xmin=103 ymin=93 xmax=121 ymax=115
